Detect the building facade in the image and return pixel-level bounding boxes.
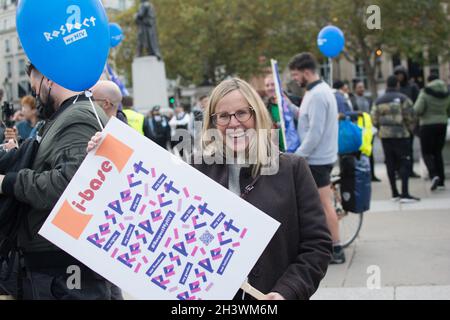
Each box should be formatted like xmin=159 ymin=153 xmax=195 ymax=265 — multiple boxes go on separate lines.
xmin=0 ymin=0 xmax=134 ymax=106
xmin=332 ymin=52 xmax=450 ymax=97
xmin=0 ymin=0 xmax=28 ymax=105
xmin=102 ymin=0 xmax=134 ymax=11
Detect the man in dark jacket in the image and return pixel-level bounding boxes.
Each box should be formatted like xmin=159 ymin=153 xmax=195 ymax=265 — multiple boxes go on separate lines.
xmin=394 ymin=65 xmax=421 ymax=178
xmin=371 ymin=75 xmax=420 ymax=203
xmin=0 ymin=63 xmax=111 ymax=300
xmin=144 ymin=105 xmax=171 ymax=149
xmin=0 ymin=137 xmax=39 ymax=298
xmin=394 ymin=66 xmax=420 ymax=103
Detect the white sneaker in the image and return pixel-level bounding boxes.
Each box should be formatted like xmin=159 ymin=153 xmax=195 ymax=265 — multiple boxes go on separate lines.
xmin=400 ymin=195 xmax=421 ymax=203
xmin=391 ymin=197 xmax=400 ymax=202
xmin=430 ymin=176 xmax=440 ymax=191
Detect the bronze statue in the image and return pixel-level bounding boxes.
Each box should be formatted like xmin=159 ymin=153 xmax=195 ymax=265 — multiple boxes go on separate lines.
xmin=135 ymin=0 xmax=162 ymax=60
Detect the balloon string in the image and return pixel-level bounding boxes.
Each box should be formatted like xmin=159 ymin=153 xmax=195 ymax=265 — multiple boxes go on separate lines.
xmin=85 ymin=91 xmax=104 ymax=130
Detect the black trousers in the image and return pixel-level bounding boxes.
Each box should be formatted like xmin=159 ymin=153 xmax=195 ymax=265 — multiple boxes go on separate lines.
xmin=1 ymin=260 xmax=122 ymax=300
xmin=409 ymin=135 xmax=415 ymax=175
xmin=419 ymin=124 xmax=447 ymax=184
xmin=382 ymin=138 xmax=411 ymax=197
xmin=18 ymin=251 xmax=114 ymax=300
xmin=0 ymin=259 xmax=18 ymax=297
xmin=20 ymin=267 xmax=113 ymax=300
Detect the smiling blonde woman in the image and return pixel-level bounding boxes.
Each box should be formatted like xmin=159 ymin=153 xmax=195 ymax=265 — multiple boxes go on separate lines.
xmin=193 ymin=78 xmax=332 ymax=300
xmin=87 ymin=78 xmax=333 ymax=300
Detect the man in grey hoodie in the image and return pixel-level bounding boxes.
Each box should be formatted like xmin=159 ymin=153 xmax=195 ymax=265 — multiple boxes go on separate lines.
xmin=289 ymin=53 xmax=343 ymax=264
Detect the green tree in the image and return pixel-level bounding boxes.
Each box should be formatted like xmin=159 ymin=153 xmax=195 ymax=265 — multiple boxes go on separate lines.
xmin=110 ymin=1 xmax=139 ymax=86
xmin=326 ymin=0 xmax=449 ymax=98
xmin=111 ymin=0 xmax=450 ymax=95
xmin=113 ymin=0 xmax=317 ymax=85
xmin=154 ymin=0 xmax=285 ymax=85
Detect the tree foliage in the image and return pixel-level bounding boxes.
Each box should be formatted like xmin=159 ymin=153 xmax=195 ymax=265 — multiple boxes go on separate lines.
xmin=111 ymin=0 xmax=450 ymax=92
xmin=327 ymin=0 xmax=450 ymax=97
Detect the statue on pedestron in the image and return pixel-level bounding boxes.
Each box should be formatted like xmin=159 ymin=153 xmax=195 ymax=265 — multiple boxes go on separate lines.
xmin=135 ymin=0 xmax=162 ymax=60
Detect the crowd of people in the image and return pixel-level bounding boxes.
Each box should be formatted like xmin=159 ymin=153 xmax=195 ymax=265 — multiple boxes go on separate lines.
xmin=109 ymin=53 xmax=449 ymax=265
xmin=0 ymin=51 xmax=449 ymax=300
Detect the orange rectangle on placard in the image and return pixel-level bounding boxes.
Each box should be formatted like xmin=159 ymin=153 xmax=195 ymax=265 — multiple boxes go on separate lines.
xmin=51 ymin=200 xmax=93 ymax=239
xmin=95 ymin=134 xmax=134 ymax=173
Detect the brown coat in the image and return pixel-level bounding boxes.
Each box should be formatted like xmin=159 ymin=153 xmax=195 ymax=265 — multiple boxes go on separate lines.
xmin=194 ymin=153 xmax=332 ymax=300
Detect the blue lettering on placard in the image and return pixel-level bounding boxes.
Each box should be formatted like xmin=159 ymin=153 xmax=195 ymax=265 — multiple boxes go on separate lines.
xmin=210 ymin=212 xmax=226 ymax=229
xmin=181 ymin=205 xmax=196 ymax=222
xmin=130 ymin=194 xmax=142 ymax=212
xmin=103 ymin=231 xmax=120 ymax=252
xmin=121 ymin=224 xmax=135 ymax=246
xmin=152 ymin=174 xmax=167 ymax=191
xmin=217 ymin=249 xmax=234 ymax=275
xmin=146 ymin=252 xmax=167 ymax=277
xmin=148 ymin=211 xmax=175 ymax=252
xmin=179 ymin=262 xmax=193 ymax=285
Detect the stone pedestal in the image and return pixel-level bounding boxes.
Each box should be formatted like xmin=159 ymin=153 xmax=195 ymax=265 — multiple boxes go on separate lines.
xmin=132 ymin=56 xmax=168 ymax=113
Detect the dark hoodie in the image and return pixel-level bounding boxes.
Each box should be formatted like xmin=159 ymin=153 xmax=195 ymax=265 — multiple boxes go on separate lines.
xmin=413 ymin=79 xmax=450 ymax=126
xmin=394 ymin=66 xmax=420 ymax=103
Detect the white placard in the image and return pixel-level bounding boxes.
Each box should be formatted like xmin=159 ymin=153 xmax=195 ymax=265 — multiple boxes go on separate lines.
xmin=39 ymin=117 xmax=280 ymax=300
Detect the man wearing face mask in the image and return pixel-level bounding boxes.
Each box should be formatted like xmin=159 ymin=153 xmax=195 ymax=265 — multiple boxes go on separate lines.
xmin=0 ymin=63 xmax=110 ymax=300
xmin=144 ymin=105 xmax=171 ymax=149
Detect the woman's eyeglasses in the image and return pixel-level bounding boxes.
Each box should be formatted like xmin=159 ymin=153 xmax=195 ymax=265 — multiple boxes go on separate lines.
xmin=211 ymin=107 xmax=254 ymax=126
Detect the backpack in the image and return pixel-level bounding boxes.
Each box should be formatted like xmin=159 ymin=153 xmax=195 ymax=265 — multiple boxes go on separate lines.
xmin=338 ymin=117 xmax=363 ymax=155
xmin=339 ymin=154 xmax=371 ymax=213
xmin=0 ymin=138 xmax=40 ymax=263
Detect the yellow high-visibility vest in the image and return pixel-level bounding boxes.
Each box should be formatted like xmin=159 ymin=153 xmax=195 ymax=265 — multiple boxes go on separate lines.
xmin=123 ymin=109 xmax=145 ymax=135
xmin=357 ymin=112 xmax=374 ymax=157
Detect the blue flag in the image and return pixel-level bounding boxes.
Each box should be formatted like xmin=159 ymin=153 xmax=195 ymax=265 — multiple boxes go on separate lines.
xmin=106 ymin=63 xmax=130 ymax=98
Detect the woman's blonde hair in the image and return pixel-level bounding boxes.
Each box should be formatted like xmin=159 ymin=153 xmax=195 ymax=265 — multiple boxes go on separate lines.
xmin=201 ymin=78 xmax=277 ymax=177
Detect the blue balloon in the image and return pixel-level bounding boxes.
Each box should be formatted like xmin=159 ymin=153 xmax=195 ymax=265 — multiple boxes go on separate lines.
xmin=109 ymin=23 xmax=124 ymax=48
xmin=317 ymin=26 xmax=345 ymax=58
xmin=16 ymin=0 xmax=110 ymax=91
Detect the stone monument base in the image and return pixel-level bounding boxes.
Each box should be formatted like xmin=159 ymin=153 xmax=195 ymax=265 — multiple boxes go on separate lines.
xmin=132 ymin=56 xmax=168 ymax=113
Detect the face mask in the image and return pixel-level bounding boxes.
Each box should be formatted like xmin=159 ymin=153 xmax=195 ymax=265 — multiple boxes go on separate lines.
xmin=154 ymin=115 xmax=162 ymax=121
xmin=36 ymin=82 xmax=56 ymax=120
